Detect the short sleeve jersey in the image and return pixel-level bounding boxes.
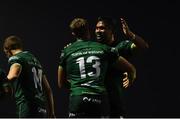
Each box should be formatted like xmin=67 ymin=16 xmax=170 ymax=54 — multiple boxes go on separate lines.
xmin=107 ymin=40 xmax=136 ymax=96
xmin=103 ymin=39 xmax=137 ymax=115
xmin=116 ymin=40 xmax=135 ymax=58
xmin=59 ymin=39 xmax=119 ymax=96
xmin=8 ymin=51 xmax=47 ymax=107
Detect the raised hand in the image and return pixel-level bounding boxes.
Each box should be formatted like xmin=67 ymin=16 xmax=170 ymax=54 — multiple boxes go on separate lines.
xmin=120 ymin=18 xmax=135 ymax=40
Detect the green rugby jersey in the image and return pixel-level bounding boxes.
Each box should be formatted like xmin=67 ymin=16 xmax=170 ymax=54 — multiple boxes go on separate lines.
xmin=59 ymin=39 xmax=119 ymax=96
xmin=104 ymin=40 xmax=136 ymax=115
xmin=8 ymin=51 xmax=47 ymax=107
xmin=108 ymin=40 xmax=136 ymax=96
xmin=116 ymin=40 xmax=135 ymax=58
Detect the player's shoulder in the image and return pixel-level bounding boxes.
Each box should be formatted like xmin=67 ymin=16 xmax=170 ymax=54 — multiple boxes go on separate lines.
xmin=116 ymin=40 xmax=132 ymax=47
xmin=60 ymin=42 xmax=74 ymax=55
xmin=121 ymin=40 xmax=136 ymax=48
xmin=8 ymin=55 xmax=20 ymax=62
xmin=64 ymin=42 xmax=72 ymax=49
xmin=121 ymin=40 xmax=133 ymax=44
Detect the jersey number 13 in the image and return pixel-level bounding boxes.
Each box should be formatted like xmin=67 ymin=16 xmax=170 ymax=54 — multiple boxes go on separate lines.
xmin=76 ymin=56 xmax=101 ymax=79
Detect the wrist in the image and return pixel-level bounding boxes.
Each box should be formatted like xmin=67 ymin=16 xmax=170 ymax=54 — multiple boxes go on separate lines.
xmin=132 ymin=33 xmax=136 ymax=40
xmin=130 ymin=32 xmax=136 ymax=40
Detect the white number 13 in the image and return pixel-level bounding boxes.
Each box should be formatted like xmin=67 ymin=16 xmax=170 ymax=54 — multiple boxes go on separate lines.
xmin=76 ymin=56 xmax=100 ymax=79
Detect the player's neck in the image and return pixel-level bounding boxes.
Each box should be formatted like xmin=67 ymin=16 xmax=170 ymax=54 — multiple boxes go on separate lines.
xmin=12 ymin=49 xmax=23 ymax=55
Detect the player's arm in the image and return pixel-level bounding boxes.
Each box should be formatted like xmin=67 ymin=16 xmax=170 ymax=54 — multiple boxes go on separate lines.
xmin=58 ymin=65 xmax=67 ymax=88
xmin=7 ymin=63 xmax=22 ymax=81
xmin=115 ymin=56 xmax=136 ymax=84
xmin=42 ymin=75 xmax=55 ymax=118
xmin=58 ymin=49 xmax=70 ymax=89
xmin=120 ymin=18 xmax=149 ymax=49
xmin=1 ymin=63 xmax=22 ymax=96
xmin=58 ymin=65 xmax=64 ymax=88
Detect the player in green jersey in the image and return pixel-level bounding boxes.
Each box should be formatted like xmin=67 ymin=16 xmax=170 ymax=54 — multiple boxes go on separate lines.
xmin=95 ymin=16 xmax=149 ymax=118
xmin=2 ymin=35 xmax=55 ymax=118
xmin=58 ymin=17 xmax=136 ymax=118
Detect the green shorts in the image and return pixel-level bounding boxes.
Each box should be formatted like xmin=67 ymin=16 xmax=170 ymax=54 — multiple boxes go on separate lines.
xmin=69 ymin=94 xmax=109 ymax=118
xmin=16 ymin=101 xmax=47 ymax=118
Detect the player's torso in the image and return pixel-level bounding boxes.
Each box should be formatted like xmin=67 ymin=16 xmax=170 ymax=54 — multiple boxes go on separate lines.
xmin=9 ymin=51 xmax=46 ymax=106
xmin=64 ymin=40 xmax=111 ymax=95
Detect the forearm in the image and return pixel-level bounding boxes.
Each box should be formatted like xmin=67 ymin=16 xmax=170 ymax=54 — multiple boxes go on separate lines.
xmin=42 ymin=77 xmax=55 ymax=117
xmin=7 ymin=63 xmax=22 ymax=81
xmin=116 ymin=56 xmax=136 ymax=82
xmin=47 ymin=89 xmax=55 ymax=116
xmin=127 ymin=64 xmax=136 ymax=84
xmin=58 ymin=66 xmax=66 ymax=88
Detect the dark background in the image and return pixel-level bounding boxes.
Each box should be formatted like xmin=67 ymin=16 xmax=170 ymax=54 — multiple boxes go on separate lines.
xmin=0 ymin=0 xmax=179 ymax=117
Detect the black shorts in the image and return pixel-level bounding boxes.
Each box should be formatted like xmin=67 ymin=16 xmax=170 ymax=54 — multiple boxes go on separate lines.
xmin=69 ymin=94 xmax=109 ymax=118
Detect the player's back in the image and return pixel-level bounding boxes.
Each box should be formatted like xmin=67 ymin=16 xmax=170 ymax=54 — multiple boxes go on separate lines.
xmin=8 ymin=51 xmax=46 ymax=107
xmin=61 ymin=39 xmax=118 ymax=96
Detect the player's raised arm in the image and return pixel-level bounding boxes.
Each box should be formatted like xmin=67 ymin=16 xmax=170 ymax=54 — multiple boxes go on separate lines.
xmin=120 ymin=18 xmax=149 ymax=49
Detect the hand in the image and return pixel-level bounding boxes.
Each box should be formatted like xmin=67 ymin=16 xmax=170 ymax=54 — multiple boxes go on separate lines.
xmin=122 ymin=72 xmax=129 ymax=88
xmin=120 ymin=18 xmax=135 ymax=40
